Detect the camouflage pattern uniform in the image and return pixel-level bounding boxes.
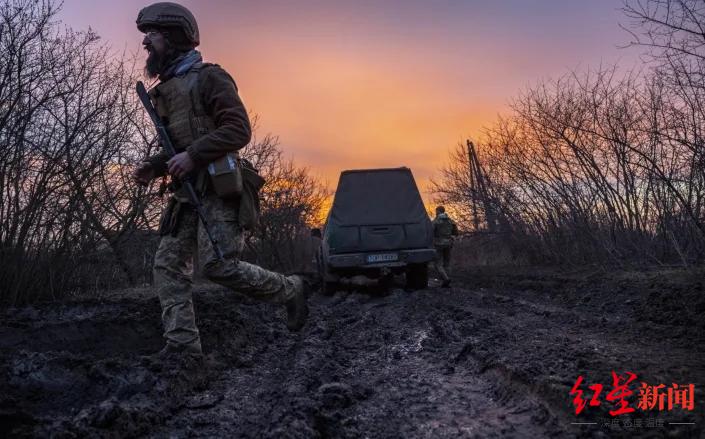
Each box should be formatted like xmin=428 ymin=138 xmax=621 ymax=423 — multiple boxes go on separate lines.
xmin=154 ymin=195 xmax=297 ymax=351
xmin=432 ymin=211 xmax=458 ymax=285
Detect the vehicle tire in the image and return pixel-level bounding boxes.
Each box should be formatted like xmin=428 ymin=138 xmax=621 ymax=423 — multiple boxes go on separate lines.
xmin=316 ymin=252 xmax=335 ymax=295
xmin=405 ymin=263 xmax=428 ymax=290
xmin=322 ymin=281 xmax=338 ymax=296
xmin=378 ymin=272 xmax=394 ymax=290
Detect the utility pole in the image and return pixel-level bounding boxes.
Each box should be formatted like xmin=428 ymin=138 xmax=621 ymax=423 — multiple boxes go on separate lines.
xmin=466 ymin=140 xmax=497 ymax=232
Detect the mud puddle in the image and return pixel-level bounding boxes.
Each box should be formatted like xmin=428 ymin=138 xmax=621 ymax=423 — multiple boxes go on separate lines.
xmin=1 ymin=269 xmax=703 ymax=438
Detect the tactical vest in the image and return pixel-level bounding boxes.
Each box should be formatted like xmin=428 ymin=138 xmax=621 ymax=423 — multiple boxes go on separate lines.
xmin=149 ymin=63 xmax=261 ymax=229
xmin=149 ymin=62 xmax=216 ymax=151
xmin=149 ymin=62 xmax=216 ymax=199
xmin=433 ymin=215 xmax=456 ymax=248
xmin=434 ymin=216 xmax=454 ymax=239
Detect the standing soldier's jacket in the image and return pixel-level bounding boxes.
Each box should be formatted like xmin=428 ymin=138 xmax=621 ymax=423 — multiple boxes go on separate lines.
xmin=432 ymin=212 xmax=458 ymax=247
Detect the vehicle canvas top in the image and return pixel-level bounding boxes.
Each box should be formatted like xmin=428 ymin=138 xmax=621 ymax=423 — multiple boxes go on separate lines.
xmin=325 ymin=167 xmax=433 ymax=254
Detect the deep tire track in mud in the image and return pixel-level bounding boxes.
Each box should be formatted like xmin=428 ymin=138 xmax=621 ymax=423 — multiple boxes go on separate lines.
xmin=165 ymin=289 xmax=563 ymax=438
xmin=1 ymin=269 xmax=703 ymax=438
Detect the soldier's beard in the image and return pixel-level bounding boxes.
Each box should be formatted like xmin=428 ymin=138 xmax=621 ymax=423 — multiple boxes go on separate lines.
xmin=144 ymin=46 xmax=177 ymax=79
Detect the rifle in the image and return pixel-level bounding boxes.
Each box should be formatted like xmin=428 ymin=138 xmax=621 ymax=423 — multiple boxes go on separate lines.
xmin=136 ymin=81 xmax=224 ymax=261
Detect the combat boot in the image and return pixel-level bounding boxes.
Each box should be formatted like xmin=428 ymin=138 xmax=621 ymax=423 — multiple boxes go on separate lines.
xmin=285 ymin=275 xmax=309 ymax=331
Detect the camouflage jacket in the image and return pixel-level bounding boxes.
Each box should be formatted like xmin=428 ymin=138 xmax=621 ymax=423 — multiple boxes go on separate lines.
xmin=432 ymin=213 xmax=458 ymax=247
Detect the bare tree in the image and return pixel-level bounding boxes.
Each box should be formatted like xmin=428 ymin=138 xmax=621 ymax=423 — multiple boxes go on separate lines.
xmin=431 ymin=2 xmax=705 ymax=266
xmin=433 ymin=67 xmax=705 ymax=265
xmin=0 ymin=0 xmax=160 ymax=304
xmin=622 ymin=0 xmax=705 ymax=85
xmin=0 ymin=0 xmax=334 ymax=305
xmin=240 ymin=127 xmax=328 ymax=272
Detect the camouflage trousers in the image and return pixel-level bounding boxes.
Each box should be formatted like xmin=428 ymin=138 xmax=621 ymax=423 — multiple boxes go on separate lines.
xmin=153 ymin=195 xmax=296 ymax=350
xmin=433 ymin=245 xmax=451 ymax=282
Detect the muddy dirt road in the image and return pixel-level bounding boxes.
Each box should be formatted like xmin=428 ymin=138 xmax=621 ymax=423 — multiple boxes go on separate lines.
xmin=1 ymin=267 xmax=703 ymax=438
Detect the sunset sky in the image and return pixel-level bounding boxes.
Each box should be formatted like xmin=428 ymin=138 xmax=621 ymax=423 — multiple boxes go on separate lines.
xmin=62 ymin=0 xmax=641 ymax=199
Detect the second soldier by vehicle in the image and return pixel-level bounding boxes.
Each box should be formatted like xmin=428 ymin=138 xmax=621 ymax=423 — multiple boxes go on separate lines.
xmin=432 ymin=205 xmax=458 ymax=288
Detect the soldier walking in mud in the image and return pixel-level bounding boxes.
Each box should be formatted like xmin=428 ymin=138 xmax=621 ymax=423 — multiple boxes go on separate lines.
xmin=432 ymin=206 xmax=458 ymax=288
xmin=132 ymin=2 xmax=308 ymax=357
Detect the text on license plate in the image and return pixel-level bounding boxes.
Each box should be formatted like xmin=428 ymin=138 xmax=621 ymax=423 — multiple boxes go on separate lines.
xmin=367 ymin=253 xmax=398 ymax=263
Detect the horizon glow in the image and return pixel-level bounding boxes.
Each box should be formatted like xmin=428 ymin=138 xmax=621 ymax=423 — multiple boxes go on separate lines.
xmin=60 ymin=0 xmax=643 ymax=204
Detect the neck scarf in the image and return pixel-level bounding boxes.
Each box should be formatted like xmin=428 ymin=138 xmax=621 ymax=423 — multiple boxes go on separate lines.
xmin=160 ymin=49 xmax=203 ymax=81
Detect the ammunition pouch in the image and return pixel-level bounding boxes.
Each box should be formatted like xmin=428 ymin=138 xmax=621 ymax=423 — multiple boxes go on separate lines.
xmin=241 ymin=159 xmax=265 ymax=192
xmin=237 ymin=158 xmax=265 ymax=230
xmin=161 ymin=156 xmax=264 ymax=231
xmin=207 ymin=152 xmax=243 ymax=200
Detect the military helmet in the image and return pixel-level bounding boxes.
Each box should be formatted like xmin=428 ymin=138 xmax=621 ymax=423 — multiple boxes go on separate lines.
xmin=136 ymin=2 xmax=200 ymax=46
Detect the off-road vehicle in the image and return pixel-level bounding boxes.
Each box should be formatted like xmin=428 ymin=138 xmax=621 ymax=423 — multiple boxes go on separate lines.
xmin=317 ymin=167 xmax=436 ymax=292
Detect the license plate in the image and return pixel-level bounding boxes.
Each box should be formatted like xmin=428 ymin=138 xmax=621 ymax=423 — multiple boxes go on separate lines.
xmin=366 ymin=253 xmax=398 ymax=263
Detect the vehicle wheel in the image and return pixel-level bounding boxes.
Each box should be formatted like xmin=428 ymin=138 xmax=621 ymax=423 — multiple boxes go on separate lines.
xmin=378 ymin=272 xmax=394 ymax=290
xmin=405 ymin=263 xmax=428 ymax=290
xmin=322 ymin=281 xmax=338 ymax=296
xmin=316 ymin=253 xmax=335 ymax=295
